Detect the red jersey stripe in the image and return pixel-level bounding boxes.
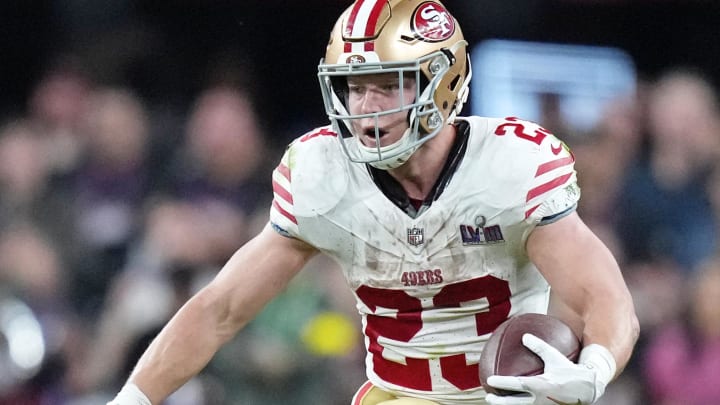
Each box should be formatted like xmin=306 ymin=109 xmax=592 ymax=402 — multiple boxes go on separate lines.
xmin=272 ymin=179 xmax=293 ymax=204
xmin=526 ymin=172 xmax=573 ymax=202
xmin=525 ymin=204 xmax=541 ymax=219
xmin=535 ymin=155 xmax=574 ymax=177
xmin=272 ymin=199 xmax=297 ymax=224
xmin=276 ymin=163 xmax=291 ymax=181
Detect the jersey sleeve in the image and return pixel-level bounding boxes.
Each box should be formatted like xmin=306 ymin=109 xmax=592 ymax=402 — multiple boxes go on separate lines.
xmin=521 ymin=130 xmax=581 ymax=224
xmin=269 ymin=125 xmax=347 ymax=241
xmin=270 ymin=144 xmax=300 ymax=238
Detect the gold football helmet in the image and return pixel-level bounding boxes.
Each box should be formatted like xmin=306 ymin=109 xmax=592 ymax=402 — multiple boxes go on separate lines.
xmin=318 ymin=0 xmax=471 ymax=169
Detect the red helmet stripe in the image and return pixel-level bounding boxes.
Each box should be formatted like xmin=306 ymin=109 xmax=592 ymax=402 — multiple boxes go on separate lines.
xmin=344 ymin=0 xmax=384 ymax=53
xmin=345 ymin=0 xmax=365 ymax=38
xmin=344 ymin=1 xmax=364 ymax=52
xmin=363 ymin=0 xmax=385 ymax=51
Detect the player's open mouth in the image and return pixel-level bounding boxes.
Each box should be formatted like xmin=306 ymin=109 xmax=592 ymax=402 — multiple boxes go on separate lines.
xmin=361 ymin=128 xmax=388 ymax=146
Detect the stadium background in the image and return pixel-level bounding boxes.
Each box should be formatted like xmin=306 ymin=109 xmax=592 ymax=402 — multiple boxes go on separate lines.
xmin=2 ymin=0 xmax=720 ymax=138
xmin=1 ymin=1 xmax=720 ymax=404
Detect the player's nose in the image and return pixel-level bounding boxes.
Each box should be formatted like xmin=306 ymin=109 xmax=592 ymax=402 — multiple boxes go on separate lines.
xmin=358 ymin=89 xmax=385 ymax=114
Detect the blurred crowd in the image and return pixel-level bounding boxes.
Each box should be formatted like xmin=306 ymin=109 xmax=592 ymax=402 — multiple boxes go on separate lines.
xmin=0 ymin=59 xmax=364 ymax=405
xmin=1 ymin=52 xmax=720 ymax=405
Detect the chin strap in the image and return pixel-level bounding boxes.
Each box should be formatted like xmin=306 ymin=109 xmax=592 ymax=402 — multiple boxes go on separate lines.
xmin=364 ymin=128 xmax=417 ymax=170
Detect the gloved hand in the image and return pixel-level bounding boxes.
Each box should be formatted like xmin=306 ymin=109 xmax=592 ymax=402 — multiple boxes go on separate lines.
xmin=485 ymin=334 xmax=616 ymax=405
xmin=107 ymin=383 xmax=152 ymax=405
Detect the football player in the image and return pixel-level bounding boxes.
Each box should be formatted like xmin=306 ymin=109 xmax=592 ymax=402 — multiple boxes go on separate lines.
xmin=109 ymin=1 xmax=639 ymax=404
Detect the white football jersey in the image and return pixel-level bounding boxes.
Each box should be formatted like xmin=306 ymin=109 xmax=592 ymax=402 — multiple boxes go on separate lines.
xmin=270 ymin=116 xmax=579 ymax=404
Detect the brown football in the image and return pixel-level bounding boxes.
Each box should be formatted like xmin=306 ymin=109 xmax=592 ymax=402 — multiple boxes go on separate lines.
xmin=479 ymin=313 xmax=581 ymax=396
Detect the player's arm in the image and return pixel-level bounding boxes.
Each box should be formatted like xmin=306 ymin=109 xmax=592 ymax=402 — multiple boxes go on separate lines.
xmin=110 ymin=224 xmax=319 ymax=404
xmin=486 ymin=212 xmax=639 ymax=404
xmin=526 ymin=211 xmax=639 ymax=377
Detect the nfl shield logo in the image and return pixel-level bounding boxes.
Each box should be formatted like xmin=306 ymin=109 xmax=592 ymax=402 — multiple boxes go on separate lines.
xmin=407 ymin=227 xmax=424 ymax=246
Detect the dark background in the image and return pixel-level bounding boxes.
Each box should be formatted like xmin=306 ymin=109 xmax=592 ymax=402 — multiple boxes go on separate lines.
xmin=1 ymin=0 xmax=720 ymax=142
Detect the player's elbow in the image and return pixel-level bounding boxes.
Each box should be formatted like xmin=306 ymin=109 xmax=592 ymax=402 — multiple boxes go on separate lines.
xmin=616 ymin=287 xmax=640 ymax=344
xmin=606 ymin=287 xmax=641 ymax=354
xmin=628 ymin=303 xmax=641 ymax=346
xmin=585 ymin=284 xmax=639 ymax=343
xmin=190 ymin=285 xmax=249 ymax=344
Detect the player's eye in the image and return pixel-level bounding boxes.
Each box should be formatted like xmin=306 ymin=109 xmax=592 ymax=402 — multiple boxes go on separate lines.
xmin=381 ymin=83 xmax=400 ymax=92
xmin=348 ymin=84 xmax=364 ymax=95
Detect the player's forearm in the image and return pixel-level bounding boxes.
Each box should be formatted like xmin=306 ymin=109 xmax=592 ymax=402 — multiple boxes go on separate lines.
xmin=581 ymin=288 xmax=639 ymax=378
xmin=125 ymin=288 xmax=244 ymax=404
xmin=556 ymin=219 xmax=640 ymax=378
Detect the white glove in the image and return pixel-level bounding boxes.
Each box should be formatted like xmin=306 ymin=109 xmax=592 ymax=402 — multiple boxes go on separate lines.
xmin=485 ymin=334 xmax=616 ymax=405
xmin=107 ymin=383 xmax=152 ymax=405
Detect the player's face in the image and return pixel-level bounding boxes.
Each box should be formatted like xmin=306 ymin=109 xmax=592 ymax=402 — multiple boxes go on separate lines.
xmin=346 ymin=73 xmax=416 ymax=148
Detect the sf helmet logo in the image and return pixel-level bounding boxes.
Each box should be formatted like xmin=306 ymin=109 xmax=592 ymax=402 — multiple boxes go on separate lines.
xmin=412 ymin=2 xmax=455 ymax=42
xmin=346 ymin=54 xmax=366 ymax=64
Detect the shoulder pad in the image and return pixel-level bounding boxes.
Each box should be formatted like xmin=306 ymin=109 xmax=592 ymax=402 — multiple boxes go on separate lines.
xmin=276 ymin=126 xmax=349 ymax=218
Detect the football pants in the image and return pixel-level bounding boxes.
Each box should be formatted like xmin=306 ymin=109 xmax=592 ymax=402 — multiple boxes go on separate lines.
xmin=352 ymin=381 xmax=440 ymax=405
